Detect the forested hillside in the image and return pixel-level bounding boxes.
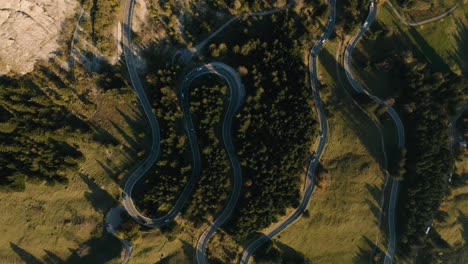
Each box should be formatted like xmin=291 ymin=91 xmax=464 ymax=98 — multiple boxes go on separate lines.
xmin=185 ymin=79 xmax=231 ymax=221
xmin=203 ymin=10 xmax=317 ymax=241
xmin=133 ymin=65 xmax=192 ymax=217
xmin=397 ymin=51 xmax=466 ymax=249
xmin=0 ymin=77 xmax=86 ymax=190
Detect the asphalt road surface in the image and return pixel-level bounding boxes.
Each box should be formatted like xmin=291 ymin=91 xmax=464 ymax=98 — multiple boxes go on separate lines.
xmin=342 ymin=1 xmax=406 ymax=263
xmin=190 ymin=63 xmax=245 ymax=264
xmin=121 ymin=0 xmax=168 ymax=227
xmin=121 ymin=0 xmax=246 ymax=234
xmin=239 ymin=0 xmax=336 ymax=262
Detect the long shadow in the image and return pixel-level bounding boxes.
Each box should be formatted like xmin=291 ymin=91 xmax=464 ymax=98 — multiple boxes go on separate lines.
xmin=10 ymin=243 xmax=43 ymax=264
xmin=275 ymin=240 xmax=310 ymax=263
xmin=320 ymin=48 xmax=387 ymax=168
xmin=458 ymin=210 xmax=468 ymax=242
xmin=407 ymin=26 xmax=451 ymax=73
xmin=110 ymin=120 xmax=141 ymax=150
xmin=42 ymin=250 xmax=65 ymax=264
xmin=116 ymin=108 xmax=146 ymax=133
xmin=352 ymin=236 xmax=383 ymax=264
xmin=90 ymin=123 xmax=120 ymax=146
xmin=96 ymin=160 xmax=120 ymax=183
xmin=250 ymin=239 xmax=311 ymax=263
xmin=65 ymin=229 xmax=121 ymax=263
xmin=448 ymin=18 xmax=468 ymax=76
xmin=384 ymin=10 xmax=455 ymax=76
xmin=180 ymin=239 xmax=195 ymax=262
xmin=79 ymin=173 xmax=117 ymax=214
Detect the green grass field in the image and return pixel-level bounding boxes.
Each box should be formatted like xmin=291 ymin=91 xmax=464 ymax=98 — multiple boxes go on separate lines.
xmin=352 ymin=1 xmax=466 ymax=98
xmin=387 ymin=0 xmax=459 ymax=21
xmin=267 ymin=42 xmax=388 ymax=263
xmin=0 ymin=91 xmax=144 ymax=263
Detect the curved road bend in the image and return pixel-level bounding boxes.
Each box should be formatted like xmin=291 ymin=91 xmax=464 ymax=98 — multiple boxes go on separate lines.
xmin=122 ymin=0 xmax=174 ymax=227
xmin=189 ymin=63 xmax=245 ymax=264
xmin=122 ymin=0 xmax=245 ymax=231
xmin=239 ymin=0 xmax=336 ymax=263
xmin=343 ymin=1 xmax=405 ymax=263
xmin=386 ymin=0 xmax=460 ymax=27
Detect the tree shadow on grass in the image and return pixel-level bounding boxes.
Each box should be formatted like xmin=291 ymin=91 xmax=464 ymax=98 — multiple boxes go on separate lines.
xmin=90 ymin=123 xmax=120 ymax=147
xmin=406 ymin=26 xmax=451 ymax=73
xmin=275 ymin=240 xmax=310 ymax=264
xmin=154 ymin=239 xmax=193 ymax=263
xmin=319 ymin=48 xmax=387 ymax=169
xmin=10 ymin=243 xmax=43 ymax=264
xmin=42 ymin=250 xmax=65 ymax=264
xmin=110 ymin=120 xmax=141 ymax=151
xmin=352 ymin=236 xmax=384 ymax=264
xmin=364 ymin=182 xmax=389 ymax=250
xmin=448 ymin=18 xmax=468 ymax=76
xmin=458 ymin=210 xmax=468 ymax=243
xmin=116 ymin=108 xmax=146 ymax=136
xmin=79 ymin=173 xmax=118 ymax=214
xmin=65 ymin=230 xmax=122 ymax=264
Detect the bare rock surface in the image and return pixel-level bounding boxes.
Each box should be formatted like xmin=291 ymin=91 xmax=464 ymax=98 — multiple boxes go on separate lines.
xmin=0 ymin=0 xmax=78 ymax=75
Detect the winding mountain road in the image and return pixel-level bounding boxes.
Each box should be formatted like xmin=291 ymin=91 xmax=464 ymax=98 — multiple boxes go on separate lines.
xmin=121 ymin=0 xmax=172 ymax=227
xmin=342 ymin=1 xmax=406 ymax=263
xmin=122 ymin=1 xmax=245 ymax=262
xmin=189 ymin=63 xmax=245 ymax=264
xmin=239 ymin=0 xmax=336 ymax=262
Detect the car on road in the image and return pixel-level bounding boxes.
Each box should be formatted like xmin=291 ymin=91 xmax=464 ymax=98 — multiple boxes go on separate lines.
xmin=197 ymin=67 xmax=202 ymax=71
xmin=164 ymin=219 xmax=170 ymax=223
xmin=181 ymin=93 xmax=184 ymax=99
xmin=321 ymin=39 xmax=326 ymax=44
xmin=363 ymin=22 xmax=368 ymax=27
xmin=370 ymin=2 xmax=374 ymax=7
xmin=312 ymin=158 xmax=316 ymax=162
xmin=122 ymin=192 xmax=127 ymax=199
xmin=425 ymin=226 xmax=431 ymax=234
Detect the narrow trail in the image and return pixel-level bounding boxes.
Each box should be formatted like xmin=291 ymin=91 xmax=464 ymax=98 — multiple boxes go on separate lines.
xmin=191 ymin=4 xmax=292 ymax=54
xmin=385 ymin=0 xmax=461 ymax=27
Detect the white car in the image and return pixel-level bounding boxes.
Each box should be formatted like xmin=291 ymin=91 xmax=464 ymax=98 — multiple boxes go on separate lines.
xmin=370 ymin=2 xmax=374 ymax=7
xmin=164 ymin=219 xmax=170 ymax=223
xmin=363 ymin=22 xmax=368 ymax=27
xmin=321 ymin=39 xmax=326 ymax=44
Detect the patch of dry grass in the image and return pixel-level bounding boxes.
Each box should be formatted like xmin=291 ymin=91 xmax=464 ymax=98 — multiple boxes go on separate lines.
xmin=263 ymin=42 xmax=387 ymax=263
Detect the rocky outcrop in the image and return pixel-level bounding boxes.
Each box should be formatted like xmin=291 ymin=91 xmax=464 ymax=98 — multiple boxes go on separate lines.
xmin=0 ymin=0 xmax=78 ymax=75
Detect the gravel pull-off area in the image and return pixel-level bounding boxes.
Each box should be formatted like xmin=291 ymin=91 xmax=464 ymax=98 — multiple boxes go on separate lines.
xmin=0 ymin=0 xmax=78 ymax=75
